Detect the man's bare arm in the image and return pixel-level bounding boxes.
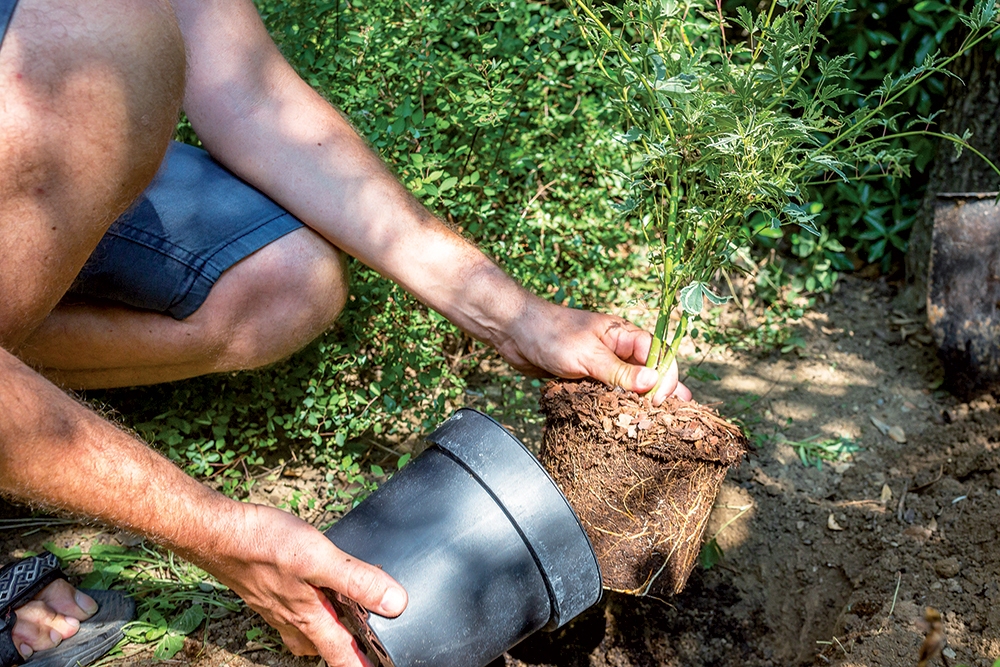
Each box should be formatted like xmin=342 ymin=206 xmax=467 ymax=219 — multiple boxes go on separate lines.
xmin=0 ymin=347 xmax=406 ymax=666
xmin=169 ymin=0 xmax=685 ymax=401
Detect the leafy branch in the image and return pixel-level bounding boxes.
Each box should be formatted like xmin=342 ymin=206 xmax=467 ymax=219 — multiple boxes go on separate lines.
xmin=570 ymin=0 xmax=1000 ymax=378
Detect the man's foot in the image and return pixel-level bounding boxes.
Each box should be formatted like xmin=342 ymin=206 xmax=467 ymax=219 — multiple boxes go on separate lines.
xmin=9 ymin=579 xmax=98 ymax=661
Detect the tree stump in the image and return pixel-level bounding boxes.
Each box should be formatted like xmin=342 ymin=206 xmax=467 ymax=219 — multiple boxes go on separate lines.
xmin=928 ymin=196 xmax=1000 ymax=399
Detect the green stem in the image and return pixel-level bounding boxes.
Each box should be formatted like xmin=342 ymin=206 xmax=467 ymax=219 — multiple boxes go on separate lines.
xmin=750 ymin=0 xmax=781 ymax=64
xmin=650 ymin=168 xmax=682 ymax=369
xmin=646 ymin=312 xmax=668 ymax=369
xmin=764 ymin=0 xmax=839 ymax=113
xmin=648 ymin=311 xmax=689 ymax=398
xmin=661 ymin=312 xmax=688 ymax=372
xmin=569 ymin=0 xmax=677 ymax=142
xmin=847 ymin=131 xmax=1000 ymax=180
xmin=570 ymin=6 xmax=662 ymax=158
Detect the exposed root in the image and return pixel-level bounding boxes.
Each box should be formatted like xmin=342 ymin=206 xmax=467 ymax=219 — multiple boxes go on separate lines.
xmin=539 ymin=379 xmax=750 ymax=597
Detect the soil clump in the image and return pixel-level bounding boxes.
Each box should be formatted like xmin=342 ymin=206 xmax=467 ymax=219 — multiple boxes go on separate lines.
xmin=539 ymin=381 xmax=749 ymax=596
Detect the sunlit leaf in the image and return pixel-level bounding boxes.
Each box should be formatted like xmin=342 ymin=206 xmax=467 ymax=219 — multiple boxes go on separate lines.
xmin=154 ymin=635 xmax=185 ymax=661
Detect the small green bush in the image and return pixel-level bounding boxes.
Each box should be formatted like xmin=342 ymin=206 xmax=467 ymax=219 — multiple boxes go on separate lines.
xmin=733 ymin=0 xmax=1000 ymax=280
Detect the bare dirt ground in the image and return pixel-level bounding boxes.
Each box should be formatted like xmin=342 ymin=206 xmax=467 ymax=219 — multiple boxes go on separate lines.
xmin=2 ymin=275 xmax=998 ymax=667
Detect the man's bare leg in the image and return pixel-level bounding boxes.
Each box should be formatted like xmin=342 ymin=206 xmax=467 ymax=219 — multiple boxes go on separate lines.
xmin=16 ymin=225 xmax=350 ymax=389
xmin=0 ymin=0 xmax=185 ymax=656
xmin=0 ymin=0 xmax=183 ymax=348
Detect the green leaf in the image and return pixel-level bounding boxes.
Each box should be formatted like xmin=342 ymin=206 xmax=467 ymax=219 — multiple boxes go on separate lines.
xmin=80 ymin=570 xmax=118 ymax=590
xmin=614 ymin=127 xmax=642 ymax=143
xmin=654 ymin=75 xmax=694 ymax=100
xmin=732 ymin=7 xmax=755 ymax=34
xmin=42 ymin=543 xmax=82 ymax=561
xmin=154 ymin=634 xmax=185 ymax=661
xmin=703 ymin=286 xmax=729 ymax=305
xmin=89 ymin=544 xmax=131 ymax=559
xmin=685 ymin=366 xmax=721 ymax=383
xmin=810 ymin=154 xmax=849 ymax=183
xmin=609 ymin=197 xmax=637 ymax=213
xmin=678 ymin=282 xmax=704 ymax=315
xmin=169 ymin=605 xmax=206 ymax=636
xmin=397 ymin=453 xmax=412 ymax=469
xmin=679 ymin=282 xmax=731 ymax=315
xmin=700 ymin=539 xmax=723 ymax=570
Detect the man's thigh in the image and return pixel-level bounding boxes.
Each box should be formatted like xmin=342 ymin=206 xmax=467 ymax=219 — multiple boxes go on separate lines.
xmin=0 ymin=0 xmax=183 ymax=348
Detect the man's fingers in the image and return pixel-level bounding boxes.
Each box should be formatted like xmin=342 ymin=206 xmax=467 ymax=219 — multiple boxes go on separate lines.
xmin=650 ymin=361 xmax=681 ymax=406
xmin=305 ymin=588 xmax=379 ymax=667
xmin=594 ymin=350 xmax=690 ymax=407
xmin=263 ymin=585 xmax=370 ymax=667
xmin=316 ymin=544 xmax=407 ymax=618
xmin=672 ymin=380 xmax=693 ymax=401
xmin=599 ymin=317 xmax=652 ymax=366
xmin=277 ymin=623 xmax=319 ymax=656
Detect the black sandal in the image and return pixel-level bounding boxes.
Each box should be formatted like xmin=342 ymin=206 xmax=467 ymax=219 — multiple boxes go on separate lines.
xmin=0 ymin=552 xmax=134 ymax=667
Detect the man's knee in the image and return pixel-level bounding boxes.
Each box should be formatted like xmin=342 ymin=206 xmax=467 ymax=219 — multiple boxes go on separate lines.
xmin=199 ymin=228 xmax=350 ymax=371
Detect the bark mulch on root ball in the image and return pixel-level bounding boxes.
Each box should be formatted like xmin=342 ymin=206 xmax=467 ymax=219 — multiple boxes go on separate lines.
xmin=539 ymin=380 xmax=750 ymax=597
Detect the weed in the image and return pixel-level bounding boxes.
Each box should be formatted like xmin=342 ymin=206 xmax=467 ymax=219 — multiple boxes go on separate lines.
xmin=320 ymin=454 xmax=383 ymax=515
xmin=44 ymin=542 xmax=240 ymax=662
xmin=245 ymin=626 xmax=282 ymax=652
xmin=780 ymin=335 xmax=809 ymax=356
xmin=699 ymin=502 xmax=753 ymax=570
xmin=784 ymin=434 xmax=860 ymax=469
xmin=684 ymin=366 xmax=721 ymax=384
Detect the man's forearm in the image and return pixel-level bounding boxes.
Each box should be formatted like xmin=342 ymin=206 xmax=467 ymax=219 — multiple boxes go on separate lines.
xmin=0 ymin=347 xmax=244 ymax=563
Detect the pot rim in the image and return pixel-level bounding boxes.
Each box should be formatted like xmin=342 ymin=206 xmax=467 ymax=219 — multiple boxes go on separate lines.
xmin=426 ymin=407 xmax=602 ymax=630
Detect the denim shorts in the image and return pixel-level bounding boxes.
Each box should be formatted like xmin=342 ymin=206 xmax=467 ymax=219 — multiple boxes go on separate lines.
xmin=67 ymin=141 xmax=305 ymax=319
xmin=0 ymin=0 xmax=17 ymax=49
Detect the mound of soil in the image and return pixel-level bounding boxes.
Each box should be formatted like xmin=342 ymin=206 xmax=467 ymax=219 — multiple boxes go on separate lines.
xmin=539 ymin=381 xmax=749 ymax=596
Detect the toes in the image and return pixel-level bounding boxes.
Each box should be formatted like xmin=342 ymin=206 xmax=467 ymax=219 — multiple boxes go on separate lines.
xmin=34 ymin=579 xmax=98 ymax=621
xmin=11 ymin=599 xmax=81 ymax=656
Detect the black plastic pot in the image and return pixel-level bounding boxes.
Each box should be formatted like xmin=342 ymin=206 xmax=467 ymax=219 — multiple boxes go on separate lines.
xmin=324 ymin=408 xmax=601 ymax=667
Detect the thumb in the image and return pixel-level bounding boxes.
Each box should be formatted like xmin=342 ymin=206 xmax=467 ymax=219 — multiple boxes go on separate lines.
xmin=596 ymin=352 xmax=661 ymax=394
xmin=331 ymin=549 xmax=408 ymax=618
xmin=595 ymin=351 xmax=682 ymax=407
